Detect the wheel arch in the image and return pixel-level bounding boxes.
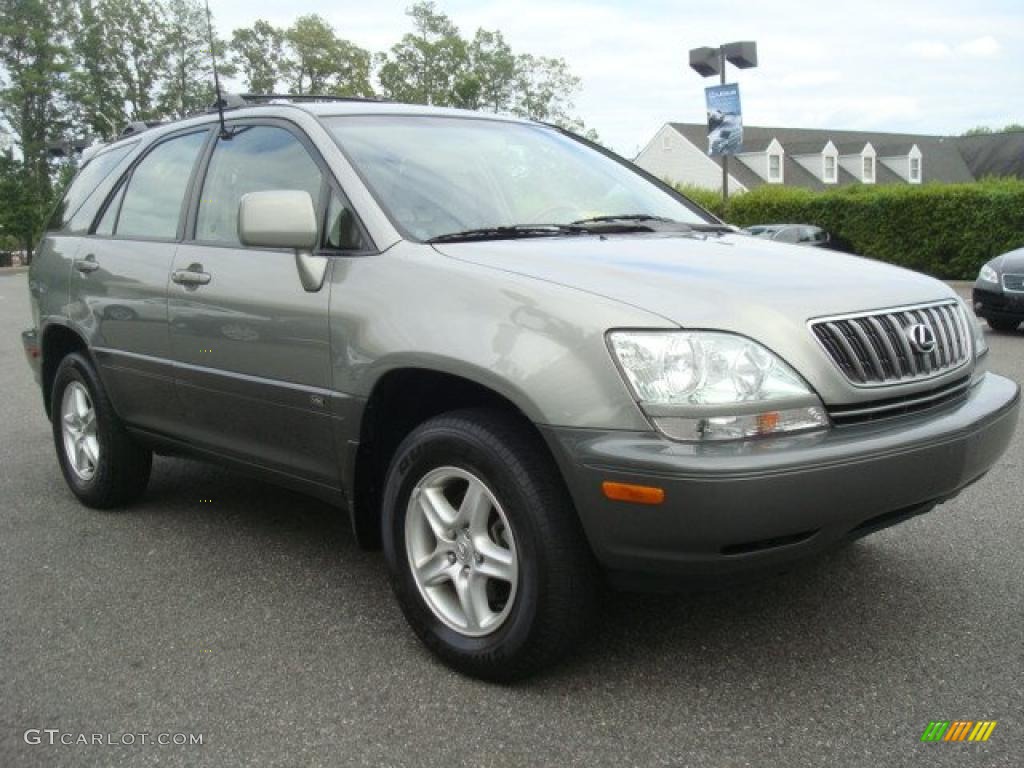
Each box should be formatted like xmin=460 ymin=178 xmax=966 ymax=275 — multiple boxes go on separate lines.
xmin=348 ymin=365 xmax=559 ymax=550
xmin=40 ymin=321 xmax=91 ymax=418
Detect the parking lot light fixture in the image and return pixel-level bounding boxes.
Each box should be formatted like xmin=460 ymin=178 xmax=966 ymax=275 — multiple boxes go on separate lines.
xmin=688 ymin=41 xmax=758 ymax=201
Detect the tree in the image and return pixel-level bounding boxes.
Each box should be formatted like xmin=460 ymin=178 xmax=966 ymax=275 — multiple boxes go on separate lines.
xmin=282 ymin=15 xmax=372 ymax=97
xmin=375 ymin=3 xmax=592 ymax=133
xmin=962 ymin=123 xmax=1024 ymax=136
xmin=511 ymin=54 xmax=581 ymax=125
xmin=0 ymin=0 xmax=74 ymax=260
xmin=101 ymin=0 xmax=165 ymax=123
xmin=231 ymin=19 xmax=285 ymax=94
xmin=158 ymin=0 xmax=233 ymax=119
xmin=69 ymin=0 xmax=127 ymax=138
xmin=466 ymin=28 xmax=516 ymax=113
xmin=377 ymin=2 xmax=470 ymax=107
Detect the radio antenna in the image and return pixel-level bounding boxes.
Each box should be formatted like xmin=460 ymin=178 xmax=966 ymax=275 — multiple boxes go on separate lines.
xmin=204 ymin=0 xmax=232 ymax=138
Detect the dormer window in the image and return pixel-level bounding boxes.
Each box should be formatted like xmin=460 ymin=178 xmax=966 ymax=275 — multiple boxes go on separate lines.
xmin=662 ymin=132 xmax=672 ymax=150
xmin=910 ymin=156 xmax=921 ymax=182
xmin=862 ymin=155 xmax=874 ymax=182
xmin=768 ymin=153 xmax=782 ymax=181
xmin=824 ymin=155 xmax=836 ymax=182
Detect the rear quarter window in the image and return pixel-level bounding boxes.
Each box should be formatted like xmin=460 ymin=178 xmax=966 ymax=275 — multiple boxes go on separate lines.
xmin=48 ymin=142 xmax=138 ymax=233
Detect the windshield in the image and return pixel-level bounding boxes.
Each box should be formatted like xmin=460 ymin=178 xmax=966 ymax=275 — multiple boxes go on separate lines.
xmin=325 ymin=116 xmax=713 ymax=241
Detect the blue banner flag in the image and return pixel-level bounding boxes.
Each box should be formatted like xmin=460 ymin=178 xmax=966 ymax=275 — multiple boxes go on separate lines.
xmin=705 ymin=83 xmax=743 ymax=156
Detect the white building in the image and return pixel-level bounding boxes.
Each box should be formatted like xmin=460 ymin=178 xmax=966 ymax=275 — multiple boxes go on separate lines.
xmin=634 ymin=123 xmax=979 ymax=192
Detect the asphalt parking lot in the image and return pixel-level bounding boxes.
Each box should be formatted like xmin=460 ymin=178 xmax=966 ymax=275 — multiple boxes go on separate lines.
xmin=0 ymin=270 xmax=1020 ymax=767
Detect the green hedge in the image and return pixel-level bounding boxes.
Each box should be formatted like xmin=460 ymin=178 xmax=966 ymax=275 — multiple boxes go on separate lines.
xmin=673 ymin=179 xmax=1024 ymax=279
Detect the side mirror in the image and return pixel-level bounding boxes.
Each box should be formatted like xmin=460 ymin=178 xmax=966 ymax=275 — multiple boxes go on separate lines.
xmin=238 ymin=190 xmax=326 ymax=292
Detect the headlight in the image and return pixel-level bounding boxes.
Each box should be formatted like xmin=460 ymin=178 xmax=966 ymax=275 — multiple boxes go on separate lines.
xmin=958 ymin=297 xmax=988 ymax=360
xmin=608 ymin=331 xmax=829 ymax=441
xmin=978 ymin=263 xmax=998 ymax=284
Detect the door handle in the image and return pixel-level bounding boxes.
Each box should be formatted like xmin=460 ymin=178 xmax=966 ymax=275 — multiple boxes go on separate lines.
xmin=74 ymin=255 xmax=100 ymax=274
xmin=171 ymin=266 xmax=211 ymax=286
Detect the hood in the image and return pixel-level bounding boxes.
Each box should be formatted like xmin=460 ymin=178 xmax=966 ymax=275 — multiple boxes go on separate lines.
xmin=434 ymin=232 xmax=955 ymax=331
xmin=994 ymin=247 xmax=1024 ymax=272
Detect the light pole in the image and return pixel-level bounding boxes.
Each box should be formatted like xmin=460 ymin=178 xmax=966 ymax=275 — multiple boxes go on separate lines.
xmin=688 ymin=41 xmax=758 ymax=201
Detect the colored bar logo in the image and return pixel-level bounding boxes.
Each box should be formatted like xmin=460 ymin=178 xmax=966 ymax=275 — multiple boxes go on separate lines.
xmin=921 ymin=721 xmax=997 ymax=742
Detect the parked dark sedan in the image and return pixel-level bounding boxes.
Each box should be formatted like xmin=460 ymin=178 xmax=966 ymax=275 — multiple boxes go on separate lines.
xmin=973 ymin=247 xmax=1024 ymax=332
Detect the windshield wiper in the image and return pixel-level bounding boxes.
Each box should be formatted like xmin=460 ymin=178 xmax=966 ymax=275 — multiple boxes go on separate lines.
xmin=427 ymin=225 xmax=586 ymax=243
xmin=571 ymin=214 xmax=682 ymax=226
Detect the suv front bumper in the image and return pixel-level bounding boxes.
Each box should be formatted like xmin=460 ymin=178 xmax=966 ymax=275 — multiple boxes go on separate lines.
xmin=974 ymin=284 xmax=1024 ymax=322
xmin=542 ymin=372 xmax=1019 ymax=588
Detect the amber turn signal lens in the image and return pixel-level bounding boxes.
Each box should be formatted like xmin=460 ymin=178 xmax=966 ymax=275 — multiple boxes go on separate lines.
xmin=601 ymin=481 xmax=665 ymax=505
xmin=756 ymin=411 xmax=780 ymax=433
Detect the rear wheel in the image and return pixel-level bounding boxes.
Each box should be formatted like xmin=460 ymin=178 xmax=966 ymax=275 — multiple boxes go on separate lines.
xmin=987 ymin=318 xmax=1021 ymax=332
xmin=50 ymin=352 xmax=152 ymax=508
xmin=381 ymin=408 xmax=597 ymax=681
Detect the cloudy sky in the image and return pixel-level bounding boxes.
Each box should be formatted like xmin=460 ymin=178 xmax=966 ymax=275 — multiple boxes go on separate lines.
xmin=211 ymin=0 xmax=1024 ymax=155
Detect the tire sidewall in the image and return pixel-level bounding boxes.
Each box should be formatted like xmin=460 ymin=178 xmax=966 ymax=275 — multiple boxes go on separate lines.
xmin=382 ymin=425 xmax=545 ymax=660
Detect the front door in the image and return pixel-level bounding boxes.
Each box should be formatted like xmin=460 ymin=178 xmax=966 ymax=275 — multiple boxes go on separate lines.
xmin=168 ymin=122 xmax=337 ymax=486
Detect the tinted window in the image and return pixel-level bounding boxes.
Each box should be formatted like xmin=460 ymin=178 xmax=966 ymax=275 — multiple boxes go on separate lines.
xmin=196 ymin=125 xmax=322 ymax=244
xmin=49 ymin=142 xmax=136 ymax=232
xmin=325 ymin=193 xmax=367 ymax=250
xmin=117 ymin=131 xmax=208 ymax=239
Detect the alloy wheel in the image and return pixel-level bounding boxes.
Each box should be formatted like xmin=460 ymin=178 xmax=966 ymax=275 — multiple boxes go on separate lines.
xmin=405 ymin=466 xmax=519 ymax=637
xmin=61 ymin=381 xmax=100 ymax=481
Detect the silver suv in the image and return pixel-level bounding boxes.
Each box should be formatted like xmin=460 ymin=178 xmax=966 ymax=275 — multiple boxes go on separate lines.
xmin=22 ymin=98 xmax=1020 ymax=680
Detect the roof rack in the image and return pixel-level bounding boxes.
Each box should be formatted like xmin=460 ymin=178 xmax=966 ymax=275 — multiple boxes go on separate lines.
xmin=237 ymin=93 xmax=387 ymax=105
xmin=120 ymin=121 xmax=163 ymax=137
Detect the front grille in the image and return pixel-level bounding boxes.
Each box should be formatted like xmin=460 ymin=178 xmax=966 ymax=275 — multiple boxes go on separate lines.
xmin=1002 ymin=273 xmax=1024 ymax=293
xmin=827 ymin=376 xmax=971 ymax=426
xmin=810 ymin=301 xmax=971 ymax=386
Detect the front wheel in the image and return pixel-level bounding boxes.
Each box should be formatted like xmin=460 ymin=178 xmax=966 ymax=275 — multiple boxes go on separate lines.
xmin=381 ymin=408 xmax=597 ymax=681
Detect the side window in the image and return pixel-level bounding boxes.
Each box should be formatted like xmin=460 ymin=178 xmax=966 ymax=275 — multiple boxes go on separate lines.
xmin=94 ymin=184 xmax=126 ymax=236
xmin=49 ymin=142 xmax=136 ymax=232
xmin=196 ymin=125 xmax=322 ymax=245
xmin=325 ymin=193 xmax=367 ymax=251
xmin=117 ymin=131 xmax=208 ymax=240
xmin=774 ymin=226 xmax=801 ymax=244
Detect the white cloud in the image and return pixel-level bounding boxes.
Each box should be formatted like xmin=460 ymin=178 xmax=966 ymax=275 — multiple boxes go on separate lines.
xmin=957 ymin=36 xmax=1001 ymax=57
xmin=905 ymin=40 xmax=951 ymax=59
xmin=775 ymin=70 xmax=843 ymax=89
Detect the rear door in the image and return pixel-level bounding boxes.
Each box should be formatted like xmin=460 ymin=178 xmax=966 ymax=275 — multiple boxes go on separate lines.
xmin=167 ymin=120 xmax=340 ymax=486
xmin=71 ymin=128 xmax=210 ymax=434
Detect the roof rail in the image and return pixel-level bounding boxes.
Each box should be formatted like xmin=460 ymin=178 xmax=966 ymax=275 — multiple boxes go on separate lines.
xmin=212 ymin=92 xmax=249 ymax=110
xmin=237 ymin=93 xmax=388 ymax=105
xmin=120 ymin=121 xmax=162 ymax=137
xmin=197 ymin=92 xmax=387 ymax=118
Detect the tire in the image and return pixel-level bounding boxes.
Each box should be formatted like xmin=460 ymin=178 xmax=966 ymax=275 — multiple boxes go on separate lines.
xmin=987 ymin=318 xmax=1021 ymax=333
xmin=381 ymin=408 xmax=598 ymax=681
xmin=50 ymin=351 xmax=152 ymax=509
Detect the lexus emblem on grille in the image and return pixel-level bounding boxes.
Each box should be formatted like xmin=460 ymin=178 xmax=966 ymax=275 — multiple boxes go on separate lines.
xmin=906 ymin=323 xmax=937 ymax=354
